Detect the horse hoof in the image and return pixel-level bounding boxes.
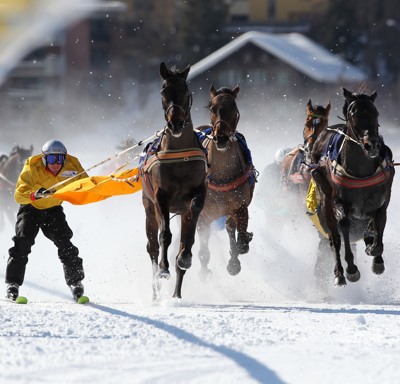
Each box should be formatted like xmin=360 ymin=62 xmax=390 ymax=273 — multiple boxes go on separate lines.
xmin=237 ymin=244 xmax=250 ymax=254
xmin=372 ymin=260 xmax=385 ymax=275
xmin=346 ymin=268 xmax=360 ymax=283
xmin=237 ymin=232 xmax=253 ymax=254
xmin=177 ymin=256 xmax=192 ymax=270
xmin=199 ymin=268 xmax=213 ymax=282
xmin=334 ymin=275 xmax=347 ymax=286
xmin=227 ymin=258 xmax=241 ymax=275
xmin=156 ymin=268 xmax=171 ymax=279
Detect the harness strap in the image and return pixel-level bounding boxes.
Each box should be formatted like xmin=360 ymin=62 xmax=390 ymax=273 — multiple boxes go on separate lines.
xmin=328 ymin=159 xmax=390 ymax=189
xmin=142 ymin=149 xmax=208 ymax=173
xmin=208 ymin=166 xmax=254 ymax=192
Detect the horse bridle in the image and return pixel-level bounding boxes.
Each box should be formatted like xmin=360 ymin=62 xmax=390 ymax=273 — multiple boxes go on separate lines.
xmin=163 ymin=90 xmax=193 ymax=129
xmin=303 ymin=113 xmax=327 ymax=144
xmin=345 ymin=99 xmax=379 ymax=149
xmin=210 ymin=93 xmax=240 ymax=142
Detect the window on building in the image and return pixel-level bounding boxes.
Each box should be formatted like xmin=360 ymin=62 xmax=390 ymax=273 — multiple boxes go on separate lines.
xmin=268 ymin=0 xmax=276 ymax=19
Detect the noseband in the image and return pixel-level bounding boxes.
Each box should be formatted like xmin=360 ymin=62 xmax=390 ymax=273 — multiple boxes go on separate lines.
xmin=163 ymin=90 xmax=193 ymax=129
xmin=303 ymin=113 xmax=327 ymax=144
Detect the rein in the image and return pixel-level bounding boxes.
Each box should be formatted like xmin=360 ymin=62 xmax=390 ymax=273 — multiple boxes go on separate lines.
xmin=326 ymin=126 xmax=363 ymax=158
xmin=42 ymin=132 xmax=159 ymax=195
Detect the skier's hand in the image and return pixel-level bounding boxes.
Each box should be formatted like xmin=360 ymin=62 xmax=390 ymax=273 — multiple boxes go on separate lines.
xmin=33 ymin=187 xmax=53 ymax=200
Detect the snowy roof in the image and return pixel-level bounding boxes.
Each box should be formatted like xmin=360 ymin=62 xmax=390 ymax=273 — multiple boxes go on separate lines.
xmin=188 ymin=31 xmax=366 ymax=84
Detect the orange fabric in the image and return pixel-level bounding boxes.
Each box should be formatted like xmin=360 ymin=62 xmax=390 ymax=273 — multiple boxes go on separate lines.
xmin=53 ymin=168 xmax=142 ymax=205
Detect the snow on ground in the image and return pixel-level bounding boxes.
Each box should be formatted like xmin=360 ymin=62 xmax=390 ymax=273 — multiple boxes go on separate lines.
xmin=1 ymin=111 xmax=400 ymax=384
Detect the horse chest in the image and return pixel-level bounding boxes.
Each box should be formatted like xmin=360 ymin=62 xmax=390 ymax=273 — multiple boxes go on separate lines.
xmin=338 ymin=186 xmax=387 ymax=219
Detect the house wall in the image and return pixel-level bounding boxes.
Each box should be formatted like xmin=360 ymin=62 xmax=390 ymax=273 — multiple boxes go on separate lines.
xmin=245 ymin=0 xmax=328 ymax=23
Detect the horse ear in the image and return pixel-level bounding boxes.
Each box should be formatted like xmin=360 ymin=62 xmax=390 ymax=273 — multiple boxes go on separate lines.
xmin=307 ymin=99 xmax=312 ymax=110
xmin=232 ymin=85 xmax=240 ymax=98
xmin=180 ymin=64 xmax=191 ymax=80
xmin=325 ymin=101 xmax=331 ymax=112
xmin=342 ymin=87 xmax=352 ymax=99
xmin=371 ymin=91 xmax=377 ymax=101
xmin=159 ymin=62 xmax=169 ymax=79
xmin=210 ymin=85 xmax=217 ymax=98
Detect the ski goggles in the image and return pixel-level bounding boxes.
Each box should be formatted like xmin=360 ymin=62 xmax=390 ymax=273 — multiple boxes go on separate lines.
xmin=46 ymin=154 xmax=66 ymax=165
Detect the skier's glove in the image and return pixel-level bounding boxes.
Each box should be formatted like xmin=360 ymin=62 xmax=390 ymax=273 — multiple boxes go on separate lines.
xmin=32 ymin=187 xmax=53 ymax=200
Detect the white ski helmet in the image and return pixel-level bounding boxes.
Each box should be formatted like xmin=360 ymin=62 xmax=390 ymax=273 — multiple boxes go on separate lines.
xmin=41 ymin=140 xmax=67 ymax=166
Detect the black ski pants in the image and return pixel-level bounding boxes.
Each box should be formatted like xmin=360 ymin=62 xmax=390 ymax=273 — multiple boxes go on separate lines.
xmin=6 ymin=204 xmax=84 ymax=286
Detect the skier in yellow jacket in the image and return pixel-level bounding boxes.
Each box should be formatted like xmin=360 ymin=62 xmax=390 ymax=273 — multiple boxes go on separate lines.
xmin=6 ymin=140 xmax=88 ymax=302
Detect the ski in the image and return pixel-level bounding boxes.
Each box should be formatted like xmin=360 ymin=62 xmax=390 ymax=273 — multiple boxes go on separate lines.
xmin=6 ymin=295 xmax=28 ymax=304
xmin=4 ymin=295 xmax=89 ymax=304
xmin=15 ymin=296 xmax=28 ymax=304
xmin=76 ymin=295 xmax=90 ymax=304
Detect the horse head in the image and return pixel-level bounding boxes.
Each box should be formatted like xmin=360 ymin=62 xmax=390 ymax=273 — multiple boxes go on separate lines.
xmin=159 ymin=62 xmax=192 ymax=137
xmin=10 ymin=145 xmax=33 ymax=167
xmin=303 ymin=99 xmax=330 ymax=162
xmin=208 ymin=85 xmax=240 ymax=151
xmin=343 ymin=88 xmax=380 ymax=158
xmin=0 ymin=145 xmax=33 ymax=184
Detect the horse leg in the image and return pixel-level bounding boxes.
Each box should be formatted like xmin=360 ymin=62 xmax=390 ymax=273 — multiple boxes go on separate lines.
xmin=226 ymin=216 xmax=241 ymax=276
xmin=312 ymin=169 xmax=346 ymax=286
xmin=338 ymin=216 xmax=360 ymax=283
xmin=144 ymin=202 xmax=162 ymax=301
xmin=197 ymin=218 xmax=212 ymax=279
xmin=173 ymin=189 xmax=205 ymax=298
xmin=155 ymin=193 xmax=172 ymax=279
xmin=236 ymin=206 xmax=253 ymax=255
xmin=365 ymin=208 xmax=387 ymax=274
xmin=176 ymin=189 xmax=204 ymax=271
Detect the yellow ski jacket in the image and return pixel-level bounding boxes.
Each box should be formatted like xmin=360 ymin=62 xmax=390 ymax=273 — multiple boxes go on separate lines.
xmin=14 ymin=154 xmax=88 ymax=210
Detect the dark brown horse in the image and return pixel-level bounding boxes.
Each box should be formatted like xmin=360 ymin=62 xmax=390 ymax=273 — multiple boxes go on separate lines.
xmin=311 ymin=88 xmax=394 ymax=286
xmin=0 ymin=145 xmax=33 ymax=230
xmin=280 ymin=99 xmax=331 ymax=200
xmin=196 ymin=85 xmax=256 ymax=277
xmin=141 ymin=62 xmax=208 ymax=300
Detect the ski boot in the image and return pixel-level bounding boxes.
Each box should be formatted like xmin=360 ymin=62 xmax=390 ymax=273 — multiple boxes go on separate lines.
xmin=69 ymin=282 xmax=84 ymax=301
xmin=6 ymin=283 xmax=19 ymax=301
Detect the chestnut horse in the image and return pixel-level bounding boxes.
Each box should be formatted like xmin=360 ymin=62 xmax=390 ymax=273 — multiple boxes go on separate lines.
xmin=280 ymin=99 xmax=331 ymax=202
xmin=141 ymin=62 xmax=208 ymax=299
xmin=311 ymin=88 xmax=394 ymax=286
xmin=196 ymin=85 xmax=256 ymax=277
xmin=0 ymin=145 xmax=33 ymax=231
